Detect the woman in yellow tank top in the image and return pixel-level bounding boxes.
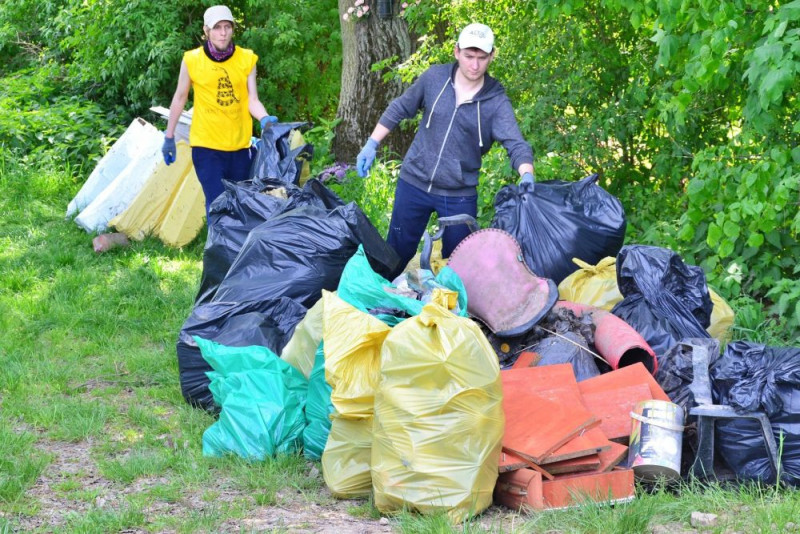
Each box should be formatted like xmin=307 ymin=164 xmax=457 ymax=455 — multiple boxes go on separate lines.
xmin=162 ymin=5 xmax=277 ymax=217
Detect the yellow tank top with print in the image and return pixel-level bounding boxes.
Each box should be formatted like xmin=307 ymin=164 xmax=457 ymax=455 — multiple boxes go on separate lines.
xmin=184 ymin=46 xmax=258 ymax=151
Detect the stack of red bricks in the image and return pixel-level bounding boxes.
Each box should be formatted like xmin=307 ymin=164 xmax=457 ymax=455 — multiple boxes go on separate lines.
xmin=494 ymin=360 xmax=670 ymax=511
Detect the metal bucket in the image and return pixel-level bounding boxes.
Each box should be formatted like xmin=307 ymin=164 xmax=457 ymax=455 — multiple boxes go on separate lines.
xmin=628 ymin=400 xmax=684 ymax=481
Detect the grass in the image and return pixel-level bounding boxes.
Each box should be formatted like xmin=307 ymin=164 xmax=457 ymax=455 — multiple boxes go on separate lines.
xmin=1 ymin=150 xmax=799 ymax=532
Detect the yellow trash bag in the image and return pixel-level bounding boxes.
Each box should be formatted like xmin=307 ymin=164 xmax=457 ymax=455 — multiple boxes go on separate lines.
xmin=559 ymin=257 xmax=735 ymax=342
xmin=557 ymin=257 xmax=623 ymax=310
xmin=280 ymin=297 xmax=325 ymax=379
xmin=708 ymin=288 xmax=734 ymax=343
xmin=371 ymin=303 xmax=504 ymax=522
xmin=320 ymin=291 xmax=390 ymax=498
xmin=322 ymin=416 xmax=374 ymax=498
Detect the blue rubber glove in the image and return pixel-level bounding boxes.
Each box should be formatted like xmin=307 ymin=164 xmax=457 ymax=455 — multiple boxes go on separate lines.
xmin=356 ymin=138 xmax=379 ymax=177
xmin=520 ymin=171 xmax=534 ymax=185
xmin=162 ymin=136 xmax=176 ymax=166
xmin=260 ymin=115 xmax=278 ymax=129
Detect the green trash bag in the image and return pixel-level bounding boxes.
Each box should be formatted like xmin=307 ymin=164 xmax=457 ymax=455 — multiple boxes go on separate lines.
xmin=303 ymin=343 xmax=333 ymax=460
xmin=196 ymin=337 xmax=308 ymax=460
xmin=337 ymin=245 xmax=468 ymax=326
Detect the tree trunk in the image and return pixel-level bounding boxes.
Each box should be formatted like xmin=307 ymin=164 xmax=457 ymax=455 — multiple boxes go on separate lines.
xmin=333 ymin=0 xmax=416 ymax=163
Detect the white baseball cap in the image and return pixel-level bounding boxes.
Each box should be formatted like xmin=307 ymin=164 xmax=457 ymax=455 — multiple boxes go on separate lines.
xmin=457 ymin=23 xmax=495 ymax=53
xmin=204 ymin=5 xmax=234 ymax=28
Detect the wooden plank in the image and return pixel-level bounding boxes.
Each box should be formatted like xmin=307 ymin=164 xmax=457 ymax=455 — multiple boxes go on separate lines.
xmin=494 ymin=469 xmax=544 ymax=511
xmin=541 ymin=454 xmax=601 ymax=475
xmin=581 ymin=382 xmax=652 ymax=441
xmin=511 ymin=351 xmax=540 ymax=369
xmin=540 ymin=427 xmax=612 ymax=464
xmin=498 ymin=447 xmax=555 ymax=480
xmin=578 ymin=362 xmax=670 ymax=401
xmin=502 ymin=369 xmax=598 ymax=464
xmin=541 ymin=469 xmax=635 ymax=510
xmin=597 ymin=441 xmax=629 ymax=472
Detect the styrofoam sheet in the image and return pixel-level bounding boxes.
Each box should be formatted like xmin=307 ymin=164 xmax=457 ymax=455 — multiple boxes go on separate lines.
xmin=74 ymin=125 xmax=164 ymax=233
xmin=66 ymin=118 xmax=162 ymax=218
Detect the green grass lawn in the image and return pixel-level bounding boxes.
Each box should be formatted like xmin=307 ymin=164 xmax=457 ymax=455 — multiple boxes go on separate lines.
xmin=1 ymin=154 xmax=798 ymax=533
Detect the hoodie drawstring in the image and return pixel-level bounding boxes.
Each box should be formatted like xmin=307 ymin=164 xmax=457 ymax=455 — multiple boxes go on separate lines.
xmin=426 ymin=78 xmax=450 ymax=129
xmin=477 ymin=101 xmax=483 ymax=148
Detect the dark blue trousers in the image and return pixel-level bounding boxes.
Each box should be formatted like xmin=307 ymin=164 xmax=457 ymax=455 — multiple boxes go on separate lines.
xmin=192 ymin=146 xmax=254 ymax=217
xmin=387 ymin=179 xmax=478 ymax=276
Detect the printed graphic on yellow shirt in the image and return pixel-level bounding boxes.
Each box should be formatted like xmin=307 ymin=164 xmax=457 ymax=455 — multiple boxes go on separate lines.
xmin=213 ymin=66 xmax=240 ymax=107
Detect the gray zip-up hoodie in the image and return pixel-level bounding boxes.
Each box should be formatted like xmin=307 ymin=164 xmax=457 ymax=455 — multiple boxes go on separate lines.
xmin=378 ymin=62 xmax=533 ymax=197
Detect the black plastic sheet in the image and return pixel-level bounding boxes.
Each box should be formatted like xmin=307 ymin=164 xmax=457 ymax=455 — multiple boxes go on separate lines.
xmin=611 ymin=245 xmax=712 ymax=358
xmin=176 ymin=297 xmax=308 ymax=411
xmin=491 ymin=174 xmax=626 ymax=284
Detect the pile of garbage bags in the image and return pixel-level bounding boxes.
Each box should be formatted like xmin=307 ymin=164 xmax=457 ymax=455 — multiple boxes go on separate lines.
xmin=175 ymin=135 xmax=800 ymax=528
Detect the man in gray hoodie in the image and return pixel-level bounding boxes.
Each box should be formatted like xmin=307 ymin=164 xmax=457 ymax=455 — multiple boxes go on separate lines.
xmin=357 ymin=23 xmax=535 ymax=277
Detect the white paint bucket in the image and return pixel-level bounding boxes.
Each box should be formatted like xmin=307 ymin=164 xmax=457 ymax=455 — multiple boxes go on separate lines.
xmin=628 ymin=399 xmax=684 ymax=481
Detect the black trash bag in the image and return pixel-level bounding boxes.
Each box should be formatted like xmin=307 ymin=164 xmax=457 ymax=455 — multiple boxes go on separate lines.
xmin=249 ymin=121 xmax=312 ymax=185
xmin=196 ymin=178 xmax=356 ymax=305
xmin=711 ymin=341 xmax=800 ymax=485
xmin=176 ymin=297 xmax=307 ymax=411
xmin=532 ymin=331 xmax=601 ymax=382
xmin=196 ymin=179 xmax=294 ymax=305
xmin=490 ymin=173 xmax=626 ymax=284
xmin=211 ymin=202 xmax=386 ymax=308
xmin=611 ymin=245 xmax=712 ymax=358
xmin=655 ymin=338 xmax=720 ymax=412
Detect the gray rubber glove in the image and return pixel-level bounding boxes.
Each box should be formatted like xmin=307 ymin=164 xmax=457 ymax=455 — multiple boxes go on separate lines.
xmin=162 ymin=136 xmax=176 ymax=166
xmin=356 ymin=138 xmax=379 ymax=177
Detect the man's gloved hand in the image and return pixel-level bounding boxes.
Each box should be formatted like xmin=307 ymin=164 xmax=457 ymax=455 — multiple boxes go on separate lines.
xmin=519 ymin=171 xmax=534 ymax=185
xmin=260 ymin=115 xmax=278 ymax=129
xmin=162 ymin=136 xmax=176 ymax=166
xmin=356 ymin=138 xmax=379 ymax=177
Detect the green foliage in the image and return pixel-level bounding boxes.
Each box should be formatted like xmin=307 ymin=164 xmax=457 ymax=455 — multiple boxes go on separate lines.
xmin=0 ymin=0 xmax=341 ymax=138
xmin=0 ymin=65 xmax=121 ymax=171
xmin=239 ymin=1 xmax=342 ymax=122
xmin=397 ymin=0 xmax=800 ymax=337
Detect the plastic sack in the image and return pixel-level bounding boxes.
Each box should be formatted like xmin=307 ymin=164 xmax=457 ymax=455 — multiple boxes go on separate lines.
xmin=337 ymin=245 xmax=467 ymax=326
xmin=197 ymin=337 xmax=308 ymax=460
xmin=303 ymin=345 xmax=333 ymax=460
xmin=557 ymin=257 xmax=623 ymax=310
xmin=280 ymin=297 xmax=324 ymax=379
xmin=323 ymin=416 xmax=374 ymax=498
xmin=195 ymin=179 xmax=295 ymax=305
xmin=320 ymin=292 xmax=389 ymax=498
xmin=708 ymin=289 xmax=735 ymax=344
xmin=176 ymin=297 xmax=307 ymax=410
xmin=249 ymin=122 xmax=312 ymax=185
xmin=372 ymin=304 xmax=504 ymax=522
xmin=711 ymin=341 xmax=800 ymax=485
xmin=611 ymin=245 xmax=712 ymax=358
xmin=212 ymin=201 xmax=397 ymax=308
xmin=490 ymin=174 xmax=626 ymax=284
